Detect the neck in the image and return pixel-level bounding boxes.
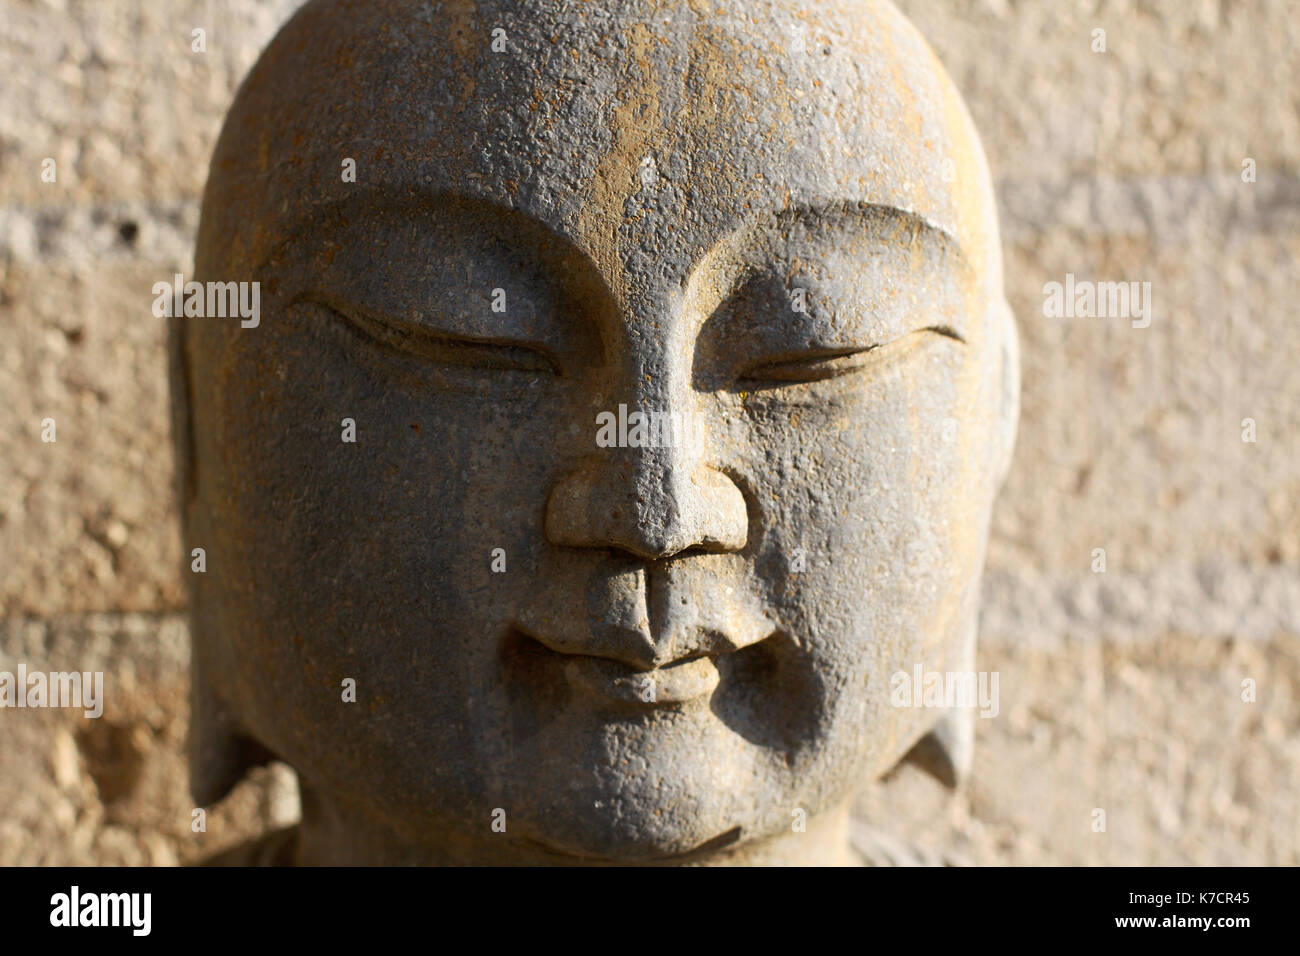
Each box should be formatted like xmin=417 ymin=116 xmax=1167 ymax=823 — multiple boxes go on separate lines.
xmin=291 ymin=786 xmax=855 ymax=866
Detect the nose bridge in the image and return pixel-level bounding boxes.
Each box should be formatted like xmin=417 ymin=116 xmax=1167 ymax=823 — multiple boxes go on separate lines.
xmin=544 ymin=293 xmax=747 ymax=559
xmin=622 ymin=284 xmax=691 ymax=408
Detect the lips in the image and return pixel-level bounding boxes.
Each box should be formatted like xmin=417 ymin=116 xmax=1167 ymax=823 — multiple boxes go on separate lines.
xmin=562 ymin=652 xmax=722 ymax=706
xmin=505 ymin=620 xmax=771 ymax=709
xmin=502 ymin=620 xmax=820 ymax=756
xmin=508 ymin=565 xmax=778 ymax=708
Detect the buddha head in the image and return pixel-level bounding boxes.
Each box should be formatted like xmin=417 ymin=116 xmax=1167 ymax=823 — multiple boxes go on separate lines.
xmin=171 ymin=0 xmax=1018 ymax=864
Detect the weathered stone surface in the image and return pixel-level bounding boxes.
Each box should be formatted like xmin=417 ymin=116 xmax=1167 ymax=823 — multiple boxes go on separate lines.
xmin=4 ymin=615 xmax=1292 ymax=865
xmin=1 ymin=0 xmax=1296 ymax=864
xmin=994 ymin=218 xmax=1300 ymax=577
xmin=899 ymin=0 xmax=1300 ymax=186
xmin=0 ymin=0 xmax=303 ymax=206
xmin=175 ymin=0 xmax=1018 ymax=865
xmin=1 ymin=260 xmax=186 ymax=617
xmin=857 ymin=635 xmax=1300 ymax=866
xmin=0 ymin=615 xmax=297 ymax=865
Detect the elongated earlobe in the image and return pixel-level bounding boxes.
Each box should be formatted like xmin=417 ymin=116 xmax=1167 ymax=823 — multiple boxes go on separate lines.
xmin=901 ymin=707 xmax=973 ymax=789
xmin=191 ymin=653 xmax=270 ymax=805
xmin=900 ymin=615 xmax=979 ymax=789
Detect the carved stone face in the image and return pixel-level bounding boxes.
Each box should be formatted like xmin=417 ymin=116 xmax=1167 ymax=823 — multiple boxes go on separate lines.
xmin=176 ymin=0 xmax=1017 ymax=862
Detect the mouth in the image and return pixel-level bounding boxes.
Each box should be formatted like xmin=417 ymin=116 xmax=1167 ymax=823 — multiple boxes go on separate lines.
xmin=500 ymin=624 xmax=824 ymax=757
xmin=561 ymin=652 xmax=721 ymax=706
xmin=505 ymin=626 xmax=771 ymax=709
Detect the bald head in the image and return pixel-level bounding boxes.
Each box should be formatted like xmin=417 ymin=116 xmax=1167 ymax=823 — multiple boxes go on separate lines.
xmin=199 ymin=0 xmax=1002 ymax=293
xmin=177 ymin=0 xmax=1018 ymax=864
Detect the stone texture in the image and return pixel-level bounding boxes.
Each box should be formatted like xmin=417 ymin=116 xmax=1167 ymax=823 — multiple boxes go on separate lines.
xmin=0 ymin=615 xmax=298 ymax=865
xmin=1 ymin=0 xmax=1296 ymax=863
xmin=174 ymin=0 xmax=1021 ymax=865
xmin=900 ymin=0 xmax=1300 ymax=185
xmin=2 ymin=259 xmax=186 ymax=617
xmin=856 ymin=634 xmax=1300 ymax=866
xmin=0 ymin=0 xmax=303 ymax=207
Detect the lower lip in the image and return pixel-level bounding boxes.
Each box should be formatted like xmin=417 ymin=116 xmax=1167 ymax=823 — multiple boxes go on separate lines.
xmin=563 ymin=655 xmax=721 ymax=706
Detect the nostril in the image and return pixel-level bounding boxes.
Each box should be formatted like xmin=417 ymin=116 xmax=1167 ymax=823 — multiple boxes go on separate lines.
xmin=672 ymin=541 xmax=732 ymax=560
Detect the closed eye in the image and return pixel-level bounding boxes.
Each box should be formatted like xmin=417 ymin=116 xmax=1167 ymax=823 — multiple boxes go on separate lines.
xmin=299 ymin=297 xmax=559 ymax=374
xmin=737 ymin=326 xmax=963 ymax=387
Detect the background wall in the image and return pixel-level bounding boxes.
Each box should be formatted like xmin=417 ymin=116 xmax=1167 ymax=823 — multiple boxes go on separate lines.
xmin=1 ymin=0 xmax=1296 ymax=864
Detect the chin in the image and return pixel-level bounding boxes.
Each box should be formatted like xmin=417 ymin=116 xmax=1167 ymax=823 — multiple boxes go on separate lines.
xmin=497 ymin=709 xmax=799 ymax=862
xmin=513 ymin=800 xmax=752 ymax=864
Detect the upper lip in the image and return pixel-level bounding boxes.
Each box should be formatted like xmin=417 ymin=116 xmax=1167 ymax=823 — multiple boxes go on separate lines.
xmin=513 ymin=616 xmax=772 ymax=674
xmin=511 ymin=564 xmax=777 ymax=674
xmin=513 ymin=628 xmax=764 ymax=706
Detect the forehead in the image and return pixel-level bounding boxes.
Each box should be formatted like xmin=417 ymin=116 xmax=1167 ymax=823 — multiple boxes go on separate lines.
xmin=201 ymin=0 xmax=994 ymax=292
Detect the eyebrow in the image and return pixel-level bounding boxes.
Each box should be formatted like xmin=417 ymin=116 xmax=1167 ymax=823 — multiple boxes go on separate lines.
xmin=266 ymin=190 xmax=621 ymax=306
xmin=268 ymin=191 xmax=961 ymax=267
xmin=677 ymin=200 xmax=968 ymax=322
xmin=262 ymin=191 xmax=968 ymax=347
xmin=737 ymin=201 xmax=965 ymax=267
xmin=260 ymin=191 xmax=596 ymax=276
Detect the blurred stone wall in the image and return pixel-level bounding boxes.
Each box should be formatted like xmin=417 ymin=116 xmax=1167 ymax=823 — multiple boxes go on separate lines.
xmin=1 ymin=0 xmax=1296 ymax=864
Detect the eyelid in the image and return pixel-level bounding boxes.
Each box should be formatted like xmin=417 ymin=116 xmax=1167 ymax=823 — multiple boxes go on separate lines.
xmin=296 ymin=295 xmax=562 ymax=374
xmin=737 ymin=325 xmax=963 ymax=384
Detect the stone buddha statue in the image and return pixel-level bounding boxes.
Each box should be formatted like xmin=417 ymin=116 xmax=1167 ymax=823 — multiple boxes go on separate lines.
xmin=170 ymin=0 xmax=1018 ymax=865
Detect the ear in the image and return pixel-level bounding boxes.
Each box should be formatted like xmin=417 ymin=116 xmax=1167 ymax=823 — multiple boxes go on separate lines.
xmin=898 ymin=302 xmax=1015 ymax=790
xmin=901 ymin=613 xmax=978 ymax=789
xmin=191 ymin=653 xmax=244 ymax=805
xmin=190 ymin=650 xmax=273 ymax=806
xmin=167 ymin=315 xmax=196 ymax=514
xmin=900 ymin=708 xmax=973 ymax=789
xmin=992 ymin=297 xmax=1020 ymax=489
xmin=173 ymin=310 xmax=272 ymax=805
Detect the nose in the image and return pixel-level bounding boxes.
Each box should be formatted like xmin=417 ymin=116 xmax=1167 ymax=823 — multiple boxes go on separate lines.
xmin=545 ymin=445 xmax=748 ymax=559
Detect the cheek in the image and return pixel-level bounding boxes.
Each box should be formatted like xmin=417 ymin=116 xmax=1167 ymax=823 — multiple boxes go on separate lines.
xmin=737 ymin=343 xmax=990 ymax=758
xmin=742 ymin=340 xmax=980 ymax=596
xmin=192 ymin=319 xmax=576 ymax=755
